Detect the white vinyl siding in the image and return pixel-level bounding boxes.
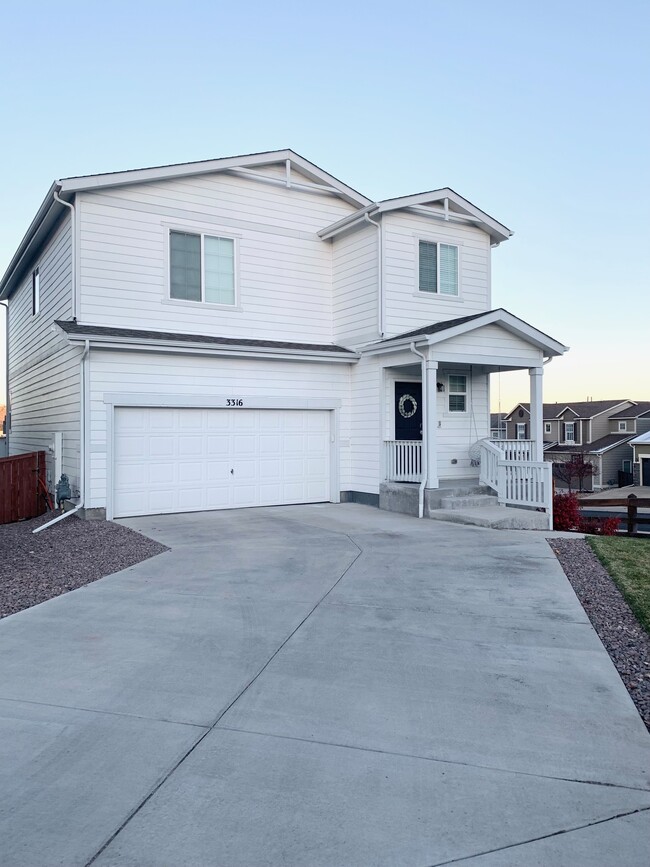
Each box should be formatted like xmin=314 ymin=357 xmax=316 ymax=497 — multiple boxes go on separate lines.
xmin=77 ymin=170 xmax=356 ymax=344
xmin=7 ymin=213 xmax=79 ymax=492
xmin=332 ymin=224 xmax=378 ymax=346
xmin=382 ymin=212 xmax=490 ymax=338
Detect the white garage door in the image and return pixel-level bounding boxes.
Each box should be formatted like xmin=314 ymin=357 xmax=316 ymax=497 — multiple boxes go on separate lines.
xmin=113 ymin=407 xmax=331 ymax=518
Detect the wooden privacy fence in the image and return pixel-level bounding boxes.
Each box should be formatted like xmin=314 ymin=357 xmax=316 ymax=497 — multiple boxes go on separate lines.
xmin=578 ymin=494 xmax=650 ymax=536
xmin=0 ymin=451 xmax=48 ymax=524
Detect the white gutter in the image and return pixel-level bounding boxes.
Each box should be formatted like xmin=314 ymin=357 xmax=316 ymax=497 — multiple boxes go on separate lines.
xmin=33 ymin=340 xmax=89 ymax=533
xmin=410 ymin=342 xmax=427 ymax=519
xmin=364 ymin=212 xmax=384 ymax=338
xmin=53 ymin=189 xmax=77 ymax=320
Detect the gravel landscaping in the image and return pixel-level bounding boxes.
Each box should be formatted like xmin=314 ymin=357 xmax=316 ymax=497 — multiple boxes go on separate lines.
xmin=550 ymin=537 xmax=650 ymax=732
xmin=0 ymin=513 xmax=168 ymax=618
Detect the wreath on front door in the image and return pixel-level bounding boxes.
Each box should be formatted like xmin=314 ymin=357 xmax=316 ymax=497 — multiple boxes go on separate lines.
xmin=398 ymin=394 xmax=418 ymax=418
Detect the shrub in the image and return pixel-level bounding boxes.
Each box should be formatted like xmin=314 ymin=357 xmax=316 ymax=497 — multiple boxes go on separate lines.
xmin=553 ymin=492 xmax=581 ymax=531
xmin=579 ymin=515 xmax=621 ymax=536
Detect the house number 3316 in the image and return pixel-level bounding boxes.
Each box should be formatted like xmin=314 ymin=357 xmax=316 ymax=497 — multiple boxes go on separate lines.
xmin=226 ymin=398 xmax=244 ymax=406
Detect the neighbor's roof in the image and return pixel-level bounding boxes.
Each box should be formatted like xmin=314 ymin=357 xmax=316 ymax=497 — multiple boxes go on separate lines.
xmin=509 ymin=399 xmax=632 ymax=420
xmin=630 ymin=430 xmax=650 ymax=446
xmin=610 ymin=402 xmax=650 ymax=419
xmin=1 ymin=149 xmax=513 ymax=299
xmin=545 ymin=433 xmax=634 ymax=454
xmin=55 ymin=321 xmax=357 ymax=359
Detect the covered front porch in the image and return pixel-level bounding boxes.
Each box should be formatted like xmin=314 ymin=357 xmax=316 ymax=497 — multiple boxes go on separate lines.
xmin=360 ymin=309 xmax=568 ymax=528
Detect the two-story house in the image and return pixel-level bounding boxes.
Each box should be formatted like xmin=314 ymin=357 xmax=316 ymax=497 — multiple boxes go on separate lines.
xmin=504 ymin=400 xmax=648 ymax=490
xmin=1 ymin=150 xmax=567 ymax=521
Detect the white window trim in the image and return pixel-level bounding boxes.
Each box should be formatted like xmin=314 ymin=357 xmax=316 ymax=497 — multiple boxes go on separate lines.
xmin=414 ymin=235 xmax=462 ymax=299
xmin=544 ymin=422 xmax=552 ymax=434
xmin=165 ymin=226 xmax=239 ymax=307
xmin=622 ymin=459 xmax=632 ymax=473
xmin=618 ymin=421 xmax=627 ymax=431
xmin=564 ymin=422 xmax=576 ymax=443
xmin=516 ymin=423 xmax=527 ymax=440
xmin=447 ymin=373 xmax=467 ymax=414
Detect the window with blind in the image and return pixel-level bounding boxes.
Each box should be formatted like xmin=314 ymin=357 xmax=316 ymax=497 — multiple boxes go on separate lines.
xmin=418 ymin=240 xmax=459 ymax=296
xmin=448 ymin=374 xmax=467 ymax=412
xmin=170 ymin=230 xmax=236 ymax=305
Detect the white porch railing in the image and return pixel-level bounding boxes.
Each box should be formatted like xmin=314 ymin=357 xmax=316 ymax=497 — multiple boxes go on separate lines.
xmin=480 ymin=439 xmax=553 ymax=528
xmin=384 ymin=440 xmax=422 ymax=482
xmin=495 ymin=439 xmax=535 ymax=462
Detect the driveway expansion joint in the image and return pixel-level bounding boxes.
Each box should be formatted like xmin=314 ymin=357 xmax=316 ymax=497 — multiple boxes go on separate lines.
xmin=212 ymin=724 xmax=650 ymax=795
xmin=425 ymin=804 xmax=650 ymax=866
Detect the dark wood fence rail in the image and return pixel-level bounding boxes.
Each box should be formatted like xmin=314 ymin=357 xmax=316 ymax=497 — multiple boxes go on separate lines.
xmin=577 ymin=494 xmax=650 ymax=536
xmin=0 ymin=451 xmax=48 ymax=524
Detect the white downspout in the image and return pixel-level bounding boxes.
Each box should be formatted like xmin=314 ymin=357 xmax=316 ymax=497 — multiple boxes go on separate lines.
xmin=364 ymin=212 xmax=384 ymax=338
xmin=53 ymin=189 xmax=77 ymax=320
xmin=2 ymin=301 xmax=8 ymax=452
xmin=33 ymin=340 xmax=89 ymax=533
xmin=410 ymin=342 xmax=427 ymax=518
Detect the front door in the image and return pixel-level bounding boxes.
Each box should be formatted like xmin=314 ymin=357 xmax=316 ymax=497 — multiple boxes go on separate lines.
xmin=394 ymin=382 xmax=422 ymax=441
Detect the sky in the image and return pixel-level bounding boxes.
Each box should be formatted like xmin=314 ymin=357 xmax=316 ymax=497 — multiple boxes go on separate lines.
xmin=1 ymin=0 xmax=648 ymax=412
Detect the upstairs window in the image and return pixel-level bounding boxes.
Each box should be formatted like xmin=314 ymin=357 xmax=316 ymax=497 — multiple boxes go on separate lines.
xmin=618 ymin=421 xmax=627 ymax=431
xmin=418 ymin=241 xmax=459 ymax=296
xmin=544 ymin=422 xmax=552 ymax=434
xmin=448 ymin=374 xmax=467 ymax=412
xmin=516 ymin=423 xmax=527 ymax=439
xmin=564 ymin=422 xmax=576 ymax=443
xmin=170 ymin=230 xmax=235 ymax=305
xmin=32 ymin=268 xmax=40 ymax=316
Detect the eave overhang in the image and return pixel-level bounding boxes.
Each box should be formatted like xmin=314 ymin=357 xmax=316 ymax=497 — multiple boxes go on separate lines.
xmin=55 ymin=322 xmax=359 ymax=365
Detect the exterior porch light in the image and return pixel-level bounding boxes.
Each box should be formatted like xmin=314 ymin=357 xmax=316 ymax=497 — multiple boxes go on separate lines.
xmin=437 ymin=382 xmax=445 ymax=392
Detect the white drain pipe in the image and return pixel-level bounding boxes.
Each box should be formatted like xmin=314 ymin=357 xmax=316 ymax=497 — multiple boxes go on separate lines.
xmin=410 ymin=342 xmax=427 ymax=518
xmin=33 ymin=340 xmax=89 ymax=533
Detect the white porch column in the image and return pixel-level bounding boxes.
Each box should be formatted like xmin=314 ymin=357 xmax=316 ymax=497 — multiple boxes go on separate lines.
xmin=425 ymin=359 xmax=439 ymax=488
xmin=529 ymin=366 xmax=544 ymax=462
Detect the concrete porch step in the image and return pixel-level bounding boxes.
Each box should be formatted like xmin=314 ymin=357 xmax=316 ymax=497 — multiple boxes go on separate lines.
xmin=440 ymin=495 xmax=497 ymax=510
xmin=428 ymin=505 xmax=550 ymax=530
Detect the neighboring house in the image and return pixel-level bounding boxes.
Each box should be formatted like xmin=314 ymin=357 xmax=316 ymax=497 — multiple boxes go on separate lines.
xmin=504 ymin=400 xmax=644 ymax=490
xmin=0 ymin=149 xmax=567 ymax=520
xmin=630 ymin=430 xmax=650 ymax=486
xmin=490 ymin=412 xmax=507 ymax=440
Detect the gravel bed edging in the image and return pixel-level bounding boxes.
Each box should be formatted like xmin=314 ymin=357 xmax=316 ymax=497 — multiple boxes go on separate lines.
xmin=549 ymin=537 xmax=650 ymax=732
xmin=0 ymin=513 xmax=168 ymax=619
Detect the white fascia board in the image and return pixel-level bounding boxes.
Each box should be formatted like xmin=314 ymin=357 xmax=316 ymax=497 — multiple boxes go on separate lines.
xmin=375 ymin=189 xmax=513 ymax=244
xmin=60 ymin=330 xmax=358 ymax=364
xmin=59 ymin=150 xmax=371 ymax=208
xmin=504 ymin=404 xmax=531 ymax=420
xmin=0 ymin=183 xmax=59 ymax=299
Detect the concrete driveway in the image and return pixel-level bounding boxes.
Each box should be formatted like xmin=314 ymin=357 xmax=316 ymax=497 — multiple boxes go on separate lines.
xmin=1 ymin=504 xmax=649 ymax=865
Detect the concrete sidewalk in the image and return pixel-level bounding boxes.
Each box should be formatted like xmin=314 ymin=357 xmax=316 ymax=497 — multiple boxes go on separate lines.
xmin=1 ymin=504 xmax=649 ymax=865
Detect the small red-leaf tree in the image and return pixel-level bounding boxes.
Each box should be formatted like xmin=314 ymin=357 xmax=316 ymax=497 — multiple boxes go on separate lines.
xmin=553 ymin=453 xmax=595 ymax=493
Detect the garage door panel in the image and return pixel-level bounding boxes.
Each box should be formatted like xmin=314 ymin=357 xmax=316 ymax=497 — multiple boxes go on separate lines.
xmin=113 ymin=408 xmax=332 ymax=518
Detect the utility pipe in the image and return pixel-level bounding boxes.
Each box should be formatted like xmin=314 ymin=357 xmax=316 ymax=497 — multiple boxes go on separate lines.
xmin=53 ymin=190 xmax=77 ymax=320
xmin=364 ymin=212 xmax=384 ymax=338
xmin=410 ymin=342 xmax=427 ymax=518
xmin=33 ymin=340 xmax=89 ymax=533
